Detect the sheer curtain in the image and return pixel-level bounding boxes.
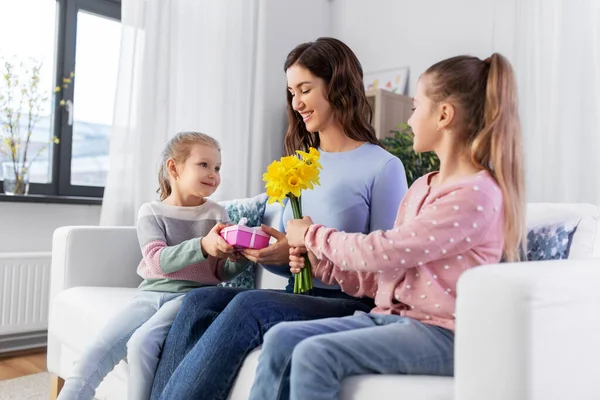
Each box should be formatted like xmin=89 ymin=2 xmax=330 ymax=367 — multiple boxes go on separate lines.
xmin=514 ymin=0 xmax=600 ymax=204
xmin=100 ymin=0 xmax=266 ymax=226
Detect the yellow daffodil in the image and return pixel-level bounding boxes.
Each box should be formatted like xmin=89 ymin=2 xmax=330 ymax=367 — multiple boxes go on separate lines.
xmin=262 ymin=147 xmax=321 ymax=293
xmin=296 ymin=148 xmax=322 ymax=169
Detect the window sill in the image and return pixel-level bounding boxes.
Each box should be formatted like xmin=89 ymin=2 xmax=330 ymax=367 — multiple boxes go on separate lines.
xmin=0 ymin=193 xmax=102 ymax=206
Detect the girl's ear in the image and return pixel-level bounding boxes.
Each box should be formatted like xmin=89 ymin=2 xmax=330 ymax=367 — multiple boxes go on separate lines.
xmin=437 ymin=102 xmax=455 ymax=131
xmin=166 ymin=158 xmax=178 ymax=180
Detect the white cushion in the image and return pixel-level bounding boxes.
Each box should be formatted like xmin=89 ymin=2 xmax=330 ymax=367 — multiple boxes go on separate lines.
xmin=227 ymin=346 xmax=453 ymax=400
xmin=456 ymin=259 xmax=600 ymax=400
xmin=49 ymin=286 xmax=138 ymax=382
xmin=526 ymin=203 xmax=600 ymax=258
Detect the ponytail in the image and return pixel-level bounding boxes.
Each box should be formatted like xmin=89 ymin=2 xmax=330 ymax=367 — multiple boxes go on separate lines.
xmin=472 ymin=53 xmax=526 ymax=262
xmin=157 ymin=162 xmax=171 ymax=201
xmin=425 ymin=53 xmax=526 ymax=262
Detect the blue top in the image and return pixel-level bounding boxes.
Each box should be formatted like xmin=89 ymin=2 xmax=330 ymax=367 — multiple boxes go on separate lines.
xmin=263 ymin=143 xmax=408 ymax=289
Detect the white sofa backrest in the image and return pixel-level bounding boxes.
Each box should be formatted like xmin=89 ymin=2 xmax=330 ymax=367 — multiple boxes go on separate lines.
xmin=526 ymin=203 xmax=600 ymax=259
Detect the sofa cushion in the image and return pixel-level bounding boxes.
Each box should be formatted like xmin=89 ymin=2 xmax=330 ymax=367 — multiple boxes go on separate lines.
xmin=218 ymin=193 xmax=268 ymax=289
xmin=48 ymin=287 xmax=138 ymax=382
xmin=526 ymin=203 xmax=600 ymax=258
xmin=527 ymin=220 xmax=579 ymax=261
xmin=219 ymin=193 xmax=268 ymax=227
xmin=227 ymin=347 xmax=453 ymax=400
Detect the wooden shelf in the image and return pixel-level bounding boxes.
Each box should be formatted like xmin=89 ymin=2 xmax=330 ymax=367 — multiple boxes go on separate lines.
xmin=366 ymin=89 xmax=412 ymax=139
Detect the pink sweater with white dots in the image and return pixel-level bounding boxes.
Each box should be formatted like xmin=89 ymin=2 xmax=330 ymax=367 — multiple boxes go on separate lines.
xmin=304 ymin=170 xmax=505 ymax=331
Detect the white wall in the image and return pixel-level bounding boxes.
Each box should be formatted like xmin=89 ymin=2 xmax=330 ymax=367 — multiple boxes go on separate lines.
xmin=249 ymin=0 xmax=332 ymax=194
xmin=0 ymin=203 xmax=100 ymax=253
xmin=331 ymin=0 xmax=517 ymax=95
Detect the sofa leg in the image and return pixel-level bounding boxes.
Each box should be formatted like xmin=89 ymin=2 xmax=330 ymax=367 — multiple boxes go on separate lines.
xmin=50 ymin=374 xmax=64 ymax=400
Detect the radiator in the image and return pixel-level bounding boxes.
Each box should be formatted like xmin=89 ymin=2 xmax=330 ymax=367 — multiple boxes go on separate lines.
xmin=0 ymin=252 xmax=52 ymax=336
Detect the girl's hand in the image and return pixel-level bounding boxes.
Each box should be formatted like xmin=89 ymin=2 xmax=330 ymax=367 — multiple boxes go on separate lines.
xmin=289 ymin=246 xmax=306 ymax=274
xmin=286 ymin=216 xmax=314 ymax=247
xmin=201 ymin=223 xmax=236 ymax=258
xmin=241 ymin=225 xmax=290 ymax=266
xmin=289 ymin=247 xmax=318 ymax=274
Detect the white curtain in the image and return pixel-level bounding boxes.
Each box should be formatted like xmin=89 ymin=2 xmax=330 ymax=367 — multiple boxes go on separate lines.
xmin=514 ymin=0 xmax=600 ymax=204
xmin=100 ymin=0 xmax=273 ymax=226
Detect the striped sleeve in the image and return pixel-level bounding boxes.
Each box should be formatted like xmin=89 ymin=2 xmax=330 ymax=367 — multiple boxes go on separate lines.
xmin=136 ymin=203 xmax=219 ymax=279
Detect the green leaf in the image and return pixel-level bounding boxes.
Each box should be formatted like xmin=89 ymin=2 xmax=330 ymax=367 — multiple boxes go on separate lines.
xmin=383 ymin=126 xmax=440 ymax=186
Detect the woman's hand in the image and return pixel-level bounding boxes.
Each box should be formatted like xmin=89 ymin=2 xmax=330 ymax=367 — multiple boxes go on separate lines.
xmin=286 ymin=216 xmax=314 ymax=247
xmin=201 ymin=223 xmax=236 ymax=258
xmin=241 ymin=225 xmax=291 ymax=266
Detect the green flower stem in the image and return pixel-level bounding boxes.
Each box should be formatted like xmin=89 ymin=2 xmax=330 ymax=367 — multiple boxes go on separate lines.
xmin=289 ymin=195 xmax=313 ymax=294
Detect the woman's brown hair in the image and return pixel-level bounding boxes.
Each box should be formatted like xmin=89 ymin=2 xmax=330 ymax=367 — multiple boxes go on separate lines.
xmin=424 ymin=53 xmax=526 ymax=262
xmin=283 ymin=37 xmax=381 ymax=155
xmin=157 ymin=132 xmax=221 ymax=200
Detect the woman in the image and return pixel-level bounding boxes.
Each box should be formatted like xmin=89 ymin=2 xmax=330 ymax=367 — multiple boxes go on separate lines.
xmin=150 ymin=37 xmax=408 ymax=400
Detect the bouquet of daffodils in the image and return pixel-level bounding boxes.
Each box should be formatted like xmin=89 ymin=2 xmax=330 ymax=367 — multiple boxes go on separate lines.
xmin=263 ymin=148 xmax=322 ymax=293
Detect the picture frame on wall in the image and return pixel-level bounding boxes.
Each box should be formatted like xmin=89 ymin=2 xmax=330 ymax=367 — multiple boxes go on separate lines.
xmin=364 ymin=66 xmax=409 ymax=95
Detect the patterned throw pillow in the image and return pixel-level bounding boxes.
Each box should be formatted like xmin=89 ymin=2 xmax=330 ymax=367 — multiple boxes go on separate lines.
xmin=218 ymin=193 xmax=268 ymax=289
xmin=526 ymin=220 xmax=579 ymax=261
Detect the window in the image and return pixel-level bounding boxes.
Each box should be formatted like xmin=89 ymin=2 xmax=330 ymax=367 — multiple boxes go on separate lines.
xmin=0 ymin=0 xmax=121 ymax=198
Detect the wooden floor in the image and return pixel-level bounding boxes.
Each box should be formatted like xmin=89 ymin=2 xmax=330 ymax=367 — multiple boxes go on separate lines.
xmin=0 ymin=348 xmax=47 ymax=381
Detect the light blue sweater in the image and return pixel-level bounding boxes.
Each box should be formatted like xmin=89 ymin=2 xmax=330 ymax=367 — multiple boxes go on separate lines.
xmin=263 ymin=143 xmax=408 ymax=289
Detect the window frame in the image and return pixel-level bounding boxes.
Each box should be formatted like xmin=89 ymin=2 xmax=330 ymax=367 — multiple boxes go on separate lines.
xmin=0 ymin=0 xmax=121 ymax=200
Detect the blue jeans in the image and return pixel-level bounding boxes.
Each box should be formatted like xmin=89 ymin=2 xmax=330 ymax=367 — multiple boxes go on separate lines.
xmin=150 ymin=286 xmax=374 ymax=400
xmin=58 ymin=291 xmax=184 ymax=400
xmin=249 ymin=312 xmax=455 ymax=400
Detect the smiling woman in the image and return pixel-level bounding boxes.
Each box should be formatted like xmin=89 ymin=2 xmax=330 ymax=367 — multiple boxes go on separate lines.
xmin=150 ymin=37 xmax=409 ymax=400
xmin=283 ymin=38 xmax=381 ymax=155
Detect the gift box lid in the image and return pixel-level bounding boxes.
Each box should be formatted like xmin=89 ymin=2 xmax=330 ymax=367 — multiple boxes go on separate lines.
xmin=221 ymin=225 xmax=270 ymax=238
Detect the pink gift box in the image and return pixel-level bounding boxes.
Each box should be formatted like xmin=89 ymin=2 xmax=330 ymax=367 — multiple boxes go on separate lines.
xmin=220 ymin=225 xmax=270 ymax=250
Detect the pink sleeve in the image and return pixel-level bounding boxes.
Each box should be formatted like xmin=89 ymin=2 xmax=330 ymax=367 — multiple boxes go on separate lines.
xmin=305 ymin=185 xmax=500 ymax=275
xmin=311 ymin=257 xmax=379 ymax=298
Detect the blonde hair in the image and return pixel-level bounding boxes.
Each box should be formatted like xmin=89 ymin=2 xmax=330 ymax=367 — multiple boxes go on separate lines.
xmin=157 ymin=132 xmax=221 ymax=200
xmin=424 ymin=53 xmax=526 ymax=262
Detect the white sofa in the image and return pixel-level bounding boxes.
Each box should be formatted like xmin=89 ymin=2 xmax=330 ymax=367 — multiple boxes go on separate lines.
xmin=48 ymin=202 xmax=600 ymax=400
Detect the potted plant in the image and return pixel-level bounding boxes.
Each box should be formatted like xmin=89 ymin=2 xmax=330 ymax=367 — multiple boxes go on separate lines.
xmin=0 ymin=57 xmax=65 ymax=195
xmin=381 ymin=123 xmax=440 ymax=186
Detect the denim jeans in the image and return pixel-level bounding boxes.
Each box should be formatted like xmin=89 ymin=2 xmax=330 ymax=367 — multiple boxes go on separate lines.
xmin=150 ymin=286 xmax=374 ymax=400
xmin=249 ymin=312 xmax=455 ymax=400
xmin=58 ymin=291 xmax=184 ymax=400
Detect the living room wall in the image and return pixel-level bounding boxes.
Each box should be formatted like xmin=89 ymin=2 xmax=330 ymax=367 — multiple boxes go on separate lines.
xmin=330 ymin=0 xmax=517 ymax=96
xmin=0 ymin=202 xmax=100 ymax=253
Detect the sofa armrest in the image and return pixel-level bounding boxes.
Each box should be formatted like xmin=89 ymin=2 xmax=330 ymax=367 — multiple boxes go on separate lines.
xmin=50 ymin=226 xmax=143 ymax=304
xmin=455 ymin=258 xmax=600 ymax=400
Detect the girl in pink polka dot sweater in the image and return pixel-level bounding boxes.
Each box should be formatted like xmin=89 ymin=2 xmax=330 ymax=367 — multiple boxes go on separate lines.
xmin=248 ymin=53 xmax=526 ymax=400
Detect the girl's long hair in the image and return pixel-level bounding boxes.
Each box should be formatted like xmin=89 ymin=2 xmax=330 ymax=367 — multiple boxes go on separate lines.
xmin=425 ymin=54 xmax=526 ymax=262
